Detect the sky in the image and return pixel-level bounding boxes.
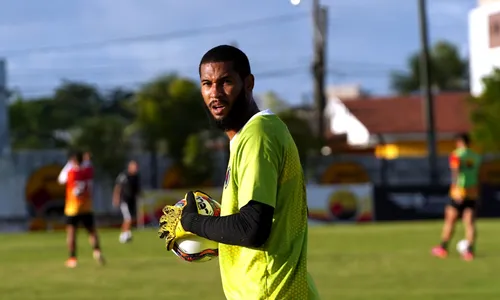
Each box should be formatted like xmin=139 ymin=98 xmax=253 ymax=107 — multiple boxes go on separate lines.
xmin=0 ymin=0 xmax=476 ymax=105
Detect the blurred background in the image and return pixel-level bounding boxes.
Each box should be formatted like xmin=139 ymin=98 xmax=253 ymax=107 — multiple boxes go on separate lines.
xmin=1 ymin=0 xmax=500 ymax=299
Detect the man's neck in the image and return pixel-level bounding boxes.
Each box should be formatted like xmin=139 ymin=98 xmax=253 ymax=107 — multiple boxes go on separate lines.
xmin=226 ymin=106 xmax=260 ymax=141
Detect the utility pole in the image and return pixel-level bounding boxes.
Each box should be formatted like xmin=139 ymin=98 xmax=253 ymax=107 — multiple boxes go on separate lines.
xmin=312 ymin=0 xmax=328 ymax=146
xmin=418 ymin=0 xmax=438 ymax=183
xmin=0 ymin=59 xmax=10 ymax=155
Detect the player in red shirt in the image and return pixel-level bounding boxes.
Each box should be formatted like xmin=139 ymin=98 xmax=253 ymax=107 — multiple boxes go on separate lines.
xmin=64 ymin=151 xmax=105 ymax=268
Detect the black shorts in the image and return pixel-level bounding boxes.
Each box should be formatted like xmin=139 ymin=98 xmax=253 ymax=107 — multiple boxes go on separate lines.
xmin=120 ymin=200 xmax=137 ymax=221
xmin=448 ymin=198 xmax=477 ymax=215
xmin=66 ymin=213 xmax=95 ymax=230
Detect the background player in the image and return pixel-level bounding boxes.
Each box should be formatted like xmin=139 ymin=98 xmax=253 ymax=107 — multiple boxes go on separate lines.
xmin=64 ymin=151 xmax=105 ymax=268
xmin=58 ymin=151 xmax=92 ymax=185
xmin=113 ymin=160 xmax=141 ymax=243
xmin=432 ymin=133 xmax=481 ymax=261
xmin=158 ymin=45 xmax=320 ymax=299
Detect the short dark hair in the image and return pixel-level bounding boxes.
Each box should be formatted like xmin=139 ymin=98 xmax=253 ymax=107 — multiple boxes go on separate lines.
xmin=199 ymin=45 xmax=251 ymax=80
xmin=456 ymin=133 xmax=471 ymax=146
xmin=67 ymin=149 xmax=77 ymax=160
xmin=74 ymin=150 xmax=84 ymax=165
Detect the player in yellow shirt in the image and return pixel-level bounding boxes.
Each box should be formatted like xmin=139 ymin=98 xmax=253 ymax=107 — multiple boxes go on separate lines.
xmin=158 ymin=45 xmax=320 ymax=299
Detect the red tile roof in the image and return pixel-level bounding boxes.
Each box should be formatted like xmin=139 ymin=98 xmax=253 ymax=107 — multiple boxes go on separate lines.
xmin=340 ymin=92 xmax=471 ymax=134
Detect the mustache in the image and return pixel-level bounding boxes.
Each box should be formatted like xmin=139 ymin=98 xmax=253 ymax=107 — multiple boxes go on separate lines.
xmin=208 ymin=99 xmax=229 ymax=108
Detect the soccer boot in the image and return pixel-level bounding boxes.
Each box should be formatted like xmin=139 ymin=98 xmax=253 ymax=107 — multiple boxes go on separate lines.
xmin=65 ymin=257 xmax=77 ymax=268
xmin=461 ymin=251 xmax=474 ymax=262
xmin=431 ymin=246 xmax=448 ymax=258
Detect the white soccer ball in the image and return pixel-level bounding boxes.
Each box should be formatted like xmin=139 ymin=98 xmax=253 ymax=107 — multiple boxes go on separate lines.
xmin=170 ymin=193 xmax=221 ymax=262
xmin=456 ymin=239 xmax=469 ymax=254
xmin=172 ymin=234 xmax=219 ymax=262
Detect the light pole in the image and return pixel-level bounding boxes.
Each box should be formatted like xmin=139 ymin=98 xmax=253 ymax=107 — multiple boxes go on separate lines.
xmin=418 ymin=0 xmax=438 ymax=183
xmin=312 ymin=0 xmax=328 ymax=146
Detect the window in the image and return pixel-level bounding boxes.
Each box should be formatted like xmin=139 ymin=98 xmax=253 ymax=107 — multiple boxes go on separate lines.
xmin=489 ymin=12 xmax=500 ymax=48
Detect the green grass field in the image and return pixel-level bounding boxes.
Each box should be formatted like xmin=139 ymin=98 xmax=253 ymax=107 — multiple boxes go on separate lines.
xmin=0 ymin=220 xmax=499 ymax=300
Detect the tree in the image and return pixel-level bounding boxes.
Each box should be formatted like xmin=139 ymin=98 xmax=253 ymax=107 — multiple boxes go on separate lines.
xmin=9 ymin=97 xmax=68 ymax=149
xmin=258 ymin=91 xmax=289 ymax=113
xmin=51 ymin=81 xmax=103 ymax=129
xmin=9 ymin=75 xmax=213 ymax=185
xmin=390 ymin=40 xmax=469 ymax=94
xmin=469 ymin=68 xmax=500 ymax=152
xmin=278 ymin=109 xmax=318 ymax=166
xmin=72 ymin=115 xmax=129 ymax=179
xmin=183 ymin=132 xmax=214 ymax=186
xmin=8 ymin=80 xmax=137 ymax=150
xmin=162 ymin=77 xmax=208 ymax=162
xmin=100 ymin=87 xmax=136 ymax=121
xmin=134 ymin=74 xmax=208 ymax=186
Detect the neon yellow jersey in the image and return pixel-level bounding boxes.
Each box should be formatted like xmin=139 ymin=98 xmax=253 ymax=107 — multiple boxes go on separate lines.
xmin=219 ymin=110 xmax=320 ymax=300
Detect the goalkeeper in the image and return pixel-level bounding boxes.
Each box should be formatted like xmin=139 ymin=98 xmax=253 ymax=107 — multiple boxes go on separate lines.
xmin=158 ymin=45 xmax=320 ymax=300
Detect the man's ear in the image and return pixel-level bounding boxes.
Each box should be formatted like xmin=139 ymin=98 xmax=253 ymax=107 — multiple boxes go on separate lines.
xmin=244 ymin=74 xmax=254 ymax=93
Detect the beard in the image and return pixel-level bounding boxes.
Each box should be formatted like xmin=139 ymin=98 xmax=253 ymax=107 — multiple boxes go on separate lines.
xmin=205 ymin=89 xmax=253 ymax=132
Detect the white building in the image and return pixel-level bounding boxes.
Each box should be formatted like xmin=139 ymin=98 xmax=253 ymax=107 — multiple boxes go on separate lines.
xmin=324 ymin=84 xmax=372 ymax=147
xmin=469 ymin=0 xmax=500 ymax=96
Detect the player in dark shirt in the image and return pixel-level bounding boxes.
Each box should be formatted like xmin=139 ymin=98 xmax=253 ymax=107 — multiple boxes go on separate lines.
xmin=113 ymin=160 xmax=141 ymax=243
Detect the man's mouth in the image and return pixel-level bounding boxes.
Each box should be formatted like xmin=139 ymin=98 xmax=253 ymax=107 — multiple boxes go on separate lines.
xmin=211 ymin=104 xmax=226 ymax=116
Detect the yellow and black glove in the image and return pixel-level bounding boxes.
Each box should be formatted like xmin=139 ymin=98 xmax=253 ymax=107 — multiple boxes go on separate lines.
xmin=157 ymin=191 xmax=200 ymax=251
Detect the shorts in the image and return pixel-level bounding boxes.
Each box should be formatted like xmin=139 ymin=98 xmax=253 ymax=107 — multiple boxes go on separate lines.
xmin=120 ymin=200 xmax=137 ymax=221
xmin=66 ymin=213 xmax=95 ymax=230
xmin=448 ymin=198 xmax=477 ymax=215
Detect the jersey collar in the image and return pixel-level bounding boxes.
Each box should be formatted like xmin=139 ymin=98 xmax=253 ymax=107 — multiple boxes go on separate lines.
xmin=229 ymin=109 xmax=274 ymax=151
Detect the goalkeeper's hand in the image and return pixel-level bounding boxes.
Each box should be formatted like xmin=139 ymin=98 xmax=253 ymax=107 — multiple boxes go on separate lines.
xmin=157 ymin=191 xmax=200 ymax=251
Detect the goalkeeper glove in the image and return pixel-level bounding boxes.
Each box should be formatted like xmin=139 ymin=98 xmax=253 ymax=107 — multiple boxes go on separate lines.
xmin=157 ymin=191 xmax=200 ymax=251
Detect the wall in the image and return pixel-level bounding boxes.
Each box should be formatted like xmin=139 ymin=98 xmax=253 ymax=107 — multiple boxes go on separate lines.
xmin=312 ymin=154 xmax=450 ymax=185
xmin=373 ymin=139 xmax=483 ymax=159
xmin=312 ymin=152 xmax=500 ymax=186
xmin=1 ymin=145 xmax=497 ymax=223
xmin=0 ymin=150 xmax=172 ymax=219
xmin=469 ymin=2 xmax=500 ymax=96
xmin=479 ymin=0 xmax=500 ymax=6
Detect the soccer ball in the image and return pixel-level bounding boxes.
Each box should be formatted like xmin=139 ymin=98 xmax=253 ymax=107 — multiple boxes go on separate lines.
xmin=171 ymin=193 xmax=221 ymax=262
xmin=456 ymin=239 xmax=469 ymax=254
xmin=172 ymin=234 xmax=219 ymax=263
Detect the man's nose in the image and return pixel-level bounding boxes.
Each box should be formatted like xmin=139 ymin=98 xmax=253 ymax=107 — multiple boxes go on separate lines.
xmin=209 ymin=83 xmax=224 ymax=98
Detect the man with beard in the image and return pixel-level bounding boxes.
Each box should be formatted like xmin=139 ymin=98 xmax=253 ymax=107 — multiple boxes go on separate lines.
xmin=157 ymin=45 xmax=320 ymax=299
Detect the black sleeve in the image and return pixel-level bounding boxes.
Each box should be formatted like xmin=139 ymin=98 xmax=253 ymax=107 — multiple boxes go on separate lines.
xmin=181 ymin=200 xmax=274 ymax=248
